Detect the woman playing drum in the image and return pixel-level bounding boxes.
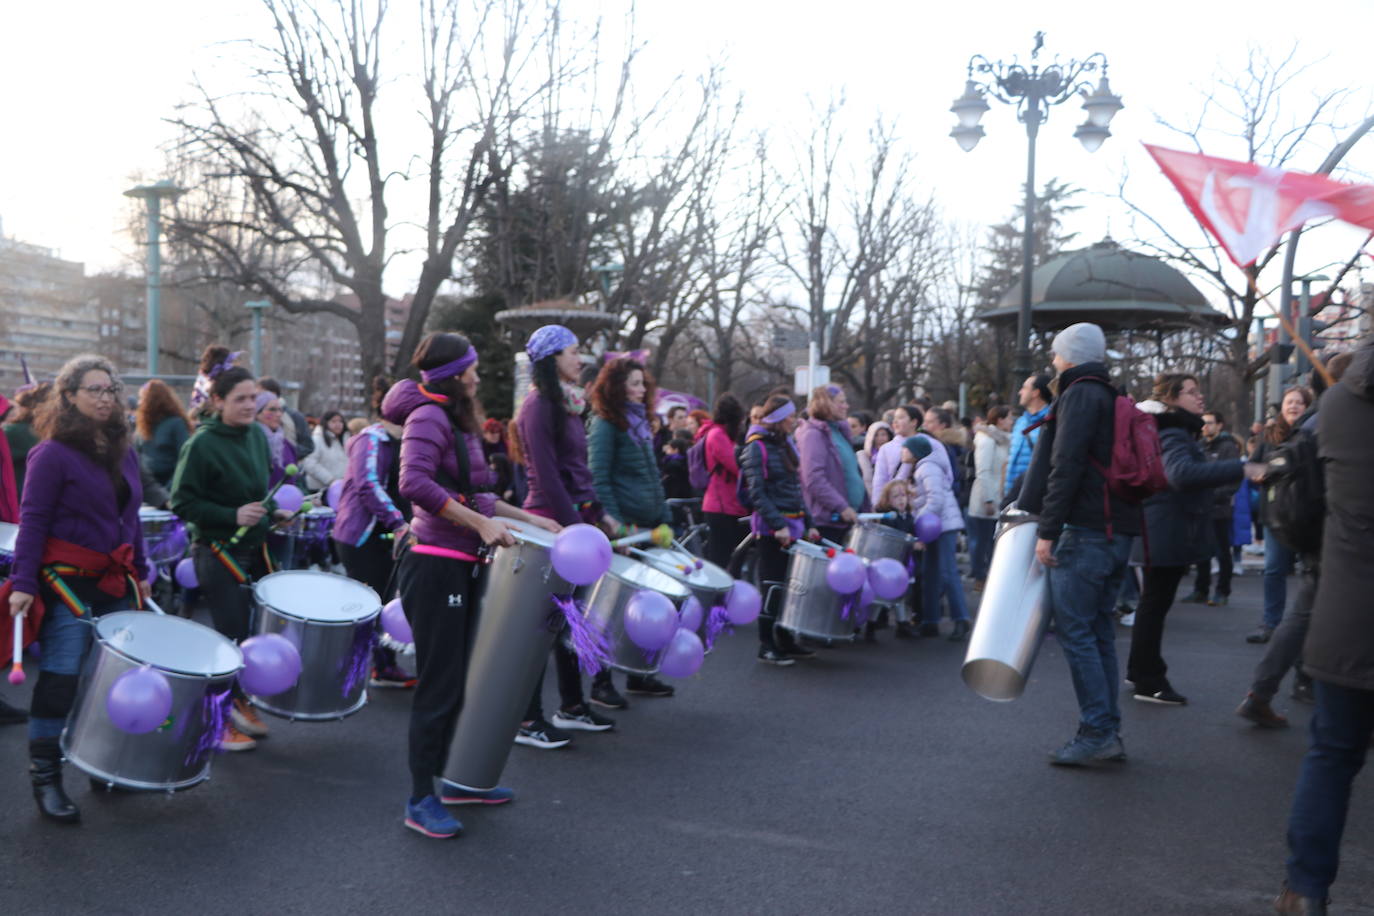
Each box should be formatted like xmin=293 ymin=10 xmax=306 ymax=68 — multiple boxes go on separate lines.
xmin=380 ymin=331 xmax=559 ymax=839
xmin=171 ymin=366 xmax=290 ymax=752
xmin=3 ymin=354 xmax=150 ymax=823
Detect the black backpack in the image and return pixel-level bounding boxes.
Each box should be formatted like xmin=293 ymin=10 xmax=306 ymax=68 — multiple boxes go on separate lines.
xmin=1262 ymin=429 xmax=1324 ymax=555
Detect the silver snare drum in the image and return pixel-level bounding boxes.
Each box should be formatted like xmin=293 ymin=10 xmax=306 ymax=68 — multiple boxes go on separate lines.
xmin=63 ymin=612 xmax=243 ymax=791
xmin=640 ymin=547 xmax=733 ymax=650
xmin=777 ymin=540 xmax=854 ymax=641
xmin=582 ymin=554 xmax=690 ymax=675
xmin=250 ymin=571 xmax=381 ymax=721
xmin=845 ymin=520 xmax=914 ymax=565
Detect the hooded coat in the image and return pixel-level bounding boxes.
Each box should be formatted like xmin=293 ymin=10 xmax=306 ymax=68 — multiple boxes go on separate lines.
xmin=1304 ymin=345 xmax=1374 ymax=690
xmin=910 ymin=433 xmax=963 ymax=534
xmin=967 ymin=426 xmax=1010 ymax=519
xmin=171 ymin=414 xmax=274 ymax=548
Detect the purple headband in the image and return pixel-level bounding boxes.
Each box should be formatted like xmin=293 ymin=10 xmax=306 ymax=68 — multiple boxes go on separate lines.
xmin=420 ymin=348 xmax=478 ymax=384
xmin=526 ymin=325 xmax=577 ymax=363
xmin=209 ymin=351 xmax=243 ymax=380
xmin=254 ymin=391 xmax=278 ymax=414
xmin=826 ymin=385 xmax=842 ymax=396
xmin=762 ymin=400 xmax=796 ymax=424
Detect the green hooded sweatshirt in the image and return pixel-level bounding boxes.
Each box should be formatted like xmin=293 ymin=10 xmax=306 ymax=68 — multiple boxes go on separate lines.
xmin=171 ymin=414 xmax=276 ymax=547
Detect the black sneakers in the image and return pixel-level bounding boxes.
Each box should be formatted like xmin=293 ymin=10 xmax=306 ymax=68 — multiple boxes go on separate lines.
xmin=551 ymin=704 xmax=615 ymax=732
xmin=757 ymin=647 xmax=795 ymax=666
xmin=514 ymin=718 xmax=573 ymax=749
xmin=589 ymin=680 xmax=629 ymax=709
xmin=1133 ymin=683 xmax=1188 ymax=706
xmin=625 ymin=674 xmax=675 ymax=698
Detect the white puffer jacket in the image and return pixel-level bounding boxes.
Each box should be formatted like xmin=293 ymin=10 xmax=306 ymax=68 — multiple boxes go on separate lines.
xmin=302 ymin=427 xmax=349 ymax=490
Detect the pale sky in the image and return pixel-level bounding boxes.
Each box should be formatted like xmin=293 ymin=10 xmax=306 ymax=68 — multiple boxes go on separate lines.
xmin=2 ymin=0 xmax=1371 ymax=311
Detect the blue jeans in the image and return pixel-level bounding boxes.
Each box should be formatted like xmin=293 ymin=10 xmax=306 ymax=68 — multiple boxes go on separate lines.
xmin=1046 ymin=527 xmax=1133 ymax=736
xmin=921 ymin=530 xmax=969 ymax=623
xmin=1263 ymin=531 xmax=1295 ymax=630
xmin=29 ymin=581 xmax=132 ymax=739
xmin=1286 ymin=680 xmax=1374 ymax=899
xmin=967 ymin=516 xmax=996 ymax=582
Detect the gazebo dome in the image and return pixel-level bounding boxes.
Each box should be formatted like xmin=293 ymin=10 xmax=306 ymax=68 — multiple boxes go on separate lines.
xmin=978 ymin=239 xmax=1226 ymax=330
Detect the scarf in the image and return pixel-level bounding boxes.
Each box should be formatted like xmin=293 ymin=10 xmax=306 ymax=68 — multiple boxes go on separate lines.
xmin=561 ymin=381 xmax=586 ymax=416
xmin=259 ymin=421 xmax=288 ymax=469
xmin=625 ymin=402 xmax=652 ymax=444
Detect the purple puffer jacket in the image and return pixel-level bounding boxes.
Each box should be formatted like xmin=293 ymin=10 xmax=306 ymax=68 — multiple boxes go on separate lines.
xmin=516 ymin=392 xmax=596 ymax=527
xmin=380 ymin=381 xmax=496 ymax=555
xmin=10 ymin=441 xmax=148 ymax=595
xmin=911 ymin=437 xmax=964 ymax=534
xmin=331 ymin=423 xmax=407 ymax=548
xmin=795 ymin=417 xmax=870 ymax=525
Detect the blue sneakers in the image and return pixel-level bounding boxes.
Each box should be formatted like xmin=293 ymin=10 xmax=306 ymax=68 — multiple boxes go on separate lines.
xmin=404 ymin=795 xmax=462 ymax=838
xmin=439 ymin=780 xmax=515 ymax=806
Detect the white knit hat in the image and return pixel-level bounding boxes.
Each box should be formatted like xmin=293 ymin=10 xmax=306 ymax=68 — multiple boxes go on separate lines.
xmin=1051 ymin=323 xmax=1107 ymax=365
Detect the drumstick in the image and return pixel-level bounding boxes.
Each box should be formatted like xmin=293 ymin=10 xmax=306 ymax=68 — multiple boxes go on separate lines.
xmin=625 ymin=547 xmax=695 ymax=576
xmin=610 ymin=530 xmax=655 ymax=548
xmin=8 ymin=616 xmax=24 ymax=685
xmin=856 ymin=512 xmax=893 ymax=521
xmin=229 ymin=464 xmax=301 ymax=544
xmin=143 ymin=597 xmax=168 ymax=616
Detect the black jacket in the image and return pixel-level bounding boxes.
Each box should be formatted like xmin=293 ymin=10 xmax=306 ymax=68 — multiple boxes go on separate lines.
xmin=1305 ymin=345 xmax=1374 ymax=691
xmin=1018 ymin=362 xmax=1141 ymax=542
xmin=740 ymin=431 xmax=809 ymax=533
xmin=1141 ymin=408 xmax=1244 ymax=568
xmin=1201 ymin=432 xmax=1242 ymax=519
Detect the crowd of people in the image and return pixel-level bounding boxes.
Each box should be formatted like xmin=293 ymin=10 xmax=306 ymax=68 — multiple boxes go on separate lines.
xmin=0 ymin=319 xmax=1370 ymax=912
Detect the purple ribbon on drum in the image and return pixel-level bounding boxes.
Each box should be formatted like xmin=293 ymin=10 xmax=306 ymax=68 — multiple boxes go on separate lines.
xmin=340 ymin=624 xmax=376 ymax=697
xmin=182 ymin=688 xmax=233 ymax=767
xmin=704 ymin=604 xmax=732 ymax=651
xmin=550 ymin=592 xmax=612 ymax=676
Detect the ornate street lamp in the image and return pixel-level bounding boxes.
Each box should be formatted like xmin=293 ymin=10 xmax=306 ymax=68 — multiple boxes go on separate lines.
xmin=951 ymin=32 xmax=1123 ymax=387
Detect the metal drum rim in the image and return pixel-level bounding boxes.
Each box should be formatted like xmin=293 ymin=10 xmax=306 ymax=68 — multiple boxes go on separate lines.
xmin=94 ymin=612 xmax=245 ymax=678
xmin=253 ymin=570 xmax=382 ymax=625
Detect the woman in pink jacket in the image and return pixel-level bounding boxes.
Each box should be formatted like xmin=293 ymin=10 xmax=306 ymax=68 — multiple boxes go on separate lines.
xmin=698 ymin=393 xmax=747 ymax=571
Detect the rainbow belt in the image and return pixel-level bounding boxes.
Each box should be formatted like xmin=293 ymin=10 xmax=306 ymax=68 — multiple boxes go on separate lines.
xmin=207 ymin=541 xmax=275 ymax=585
xmin=41 ymin=564 xmax=144 ymax=617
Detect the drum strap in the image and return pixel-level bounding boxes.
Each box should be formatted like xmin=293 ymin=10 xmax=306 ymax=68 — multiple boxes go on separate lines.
xmin=207 ymin=541 xmax=275 ymax=585
xmin=40 ymin=565 xmax=145 ymax=617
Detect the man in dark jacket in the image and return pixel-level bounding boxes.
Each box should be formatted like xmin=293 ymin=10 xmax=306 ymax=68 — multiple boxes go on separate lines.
xmin=1274 ymin=344 xmax=1374 ymax=913
xmin=1018 ymin=322 xmax=1140 ymax=767
xmin=1182 ymin=410 xmax=1241 ymax=605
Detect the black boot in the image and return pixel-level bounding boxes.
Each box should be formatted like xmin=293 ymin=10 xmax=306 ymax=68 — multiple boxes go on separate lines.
xmin=29 ymin=737 xmax=80 ymax=824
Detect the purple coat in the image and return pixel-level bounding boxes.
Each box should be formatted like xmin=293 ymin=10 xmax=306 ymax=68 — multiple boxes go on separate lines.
xmin=331 ymin=424 xmax=407 ymax=548
xmin=381 ymin=381 xmax=495 ymax=555
xmin=10 ymin=440 xmax=148 ymax=596
xmin=795 ymin=417 xmax=870 ymax=524
xmin=516 ymin=392 xmax=595 ymax=527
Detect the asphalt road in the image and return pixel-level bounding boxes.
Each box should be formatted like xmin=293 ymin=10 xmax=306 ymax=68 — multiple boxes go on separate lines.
xmin=1 ymin=568 xmax=1371 ymax=915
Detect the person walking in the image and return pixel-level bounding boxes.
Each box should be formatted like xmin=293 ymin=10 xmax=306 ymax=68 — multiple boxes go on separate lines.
xmin=1273 ymin=343 xmax=1374 ymax=914
xmin=1250 ymin=386 xmax=1314 ymax=644
xmin=796 ymin=385 xmax=869 ymax=545
xmin=1179 ymin=409 xmax=1242 ymax=607
xmin=1124 ymin=374 xmax=1245 ymax=706
xmin=1017 ymin=323 xmax=1140 ymax=766
xmin=967 ymin=405 xmax=1011 ymax=591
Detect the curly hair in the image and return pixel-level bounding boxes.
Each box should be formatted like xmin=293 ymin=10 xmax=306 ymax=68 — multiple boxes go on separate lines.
xmin=9 ymin=381 xmax=52 ymax=424
xmin=413 ymin=331 xmax=483 ymax=434
xmin=198 ymin=345 xmax=232 ymax=376
xmin=1265 ymin=385 xmax=1314 ymax=445
xmin=34 ymin=354 xmax=129 ymax=472
xmin=588 ymin=357 xmax=658 ymax=432
xmin=1151 ymin=372 xmax=1200 ymax=403
xmin=136 ymin=378 xmax=191 ymax=442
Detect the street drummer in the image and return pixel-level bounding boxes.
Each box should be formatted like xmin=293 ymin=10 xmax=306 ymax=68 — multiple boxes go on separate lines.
xmin=2 ymin=354 xmax=151 ymax=824
xmin=796 ymin=384 xmax=870 ymax=545
xmin=331 ymin=375 xmax=414 ymax=689
xmin=586 ymin=355 xmax=677 ymax=707
xmin=381 ymin=331 xmax=560 ymax=839
xmin=739 ymin=394 xmax=818 ymax=666
xmin=171 ymin=365 xmax=291 ymax=753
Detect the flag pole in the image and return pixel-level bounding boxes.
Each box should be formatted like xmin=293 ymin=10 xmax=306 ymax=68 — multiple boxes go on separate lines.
xmin=1248 ymin=274 xmax=1335 ymax=389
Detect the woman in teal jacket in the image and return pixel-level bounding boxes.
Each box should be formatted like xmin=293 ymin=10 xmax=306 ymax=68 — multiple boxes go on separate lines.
xmin=586 ymin=356 xmax=674 ymax=706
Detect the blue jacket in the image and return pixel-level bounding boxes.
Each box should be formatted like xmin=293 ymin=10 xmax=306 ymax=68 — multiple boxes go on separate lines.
xmin=1004 ymin=404 xmax=1048 ymax=497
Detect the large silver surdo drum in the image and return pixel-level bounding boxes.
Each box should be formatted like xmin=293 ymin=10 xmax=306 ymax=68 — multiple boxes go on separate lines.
xmin=582 ymin=554 xmax=690 ymax=675
xmin=250 ymin=571 xmax=381 ymax=720
xmin=639 ymin=547 xmax=733 ymax=650
xmin=64 ymin=612 xmax=243 ymax=791
xmin=777 ymin=539 xmax=855 ymax=642
xmin=444 ymin=519 xmax=576 ymax=792
xmin=961 ymin=515 xmax=1049 ymax=701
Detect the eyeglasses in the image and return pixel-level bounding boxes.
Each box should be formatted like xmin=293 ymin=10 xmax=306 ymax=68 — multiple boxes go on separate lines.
xmin=78 ymin=385 xmax=122 ymax=401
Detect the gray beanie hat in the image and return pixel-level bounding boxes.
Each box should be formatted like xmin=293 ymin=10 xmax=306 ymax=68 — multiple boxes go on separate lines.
xmin=1051 ymin=322 xmax=1107 ymax=366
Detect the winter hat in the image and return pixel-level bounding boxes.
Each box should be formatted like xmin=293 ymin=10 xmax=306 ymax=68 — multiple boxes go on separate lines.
xmin=902 ymin=435 xmax=932 ymax=461
xmin=1051 ymin=322 xmax=1107 ymax=366
xmin=526 ymin=325 xmax=577 ymax=362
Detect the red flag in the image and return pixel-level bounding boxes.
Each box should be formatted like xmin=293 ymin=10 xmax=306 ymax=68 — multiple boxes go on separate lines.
xmin=1143 ymin=144 xmax=1374 ymax=267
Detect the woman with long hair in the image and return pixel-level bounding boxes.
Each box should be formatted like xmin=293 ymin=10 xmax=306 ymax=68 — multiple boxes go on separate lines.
xmin=5 ymin=382 xmax=52 ymax=498
xmin=966 ymin=405 xmax=1012 ymax=591
xmin=858 ymin=421 xmax=893 ymax=496
xmin=301 ymin=409 xmax=349 ymax=491
xmin=172 ymin=365 xmax=290 ymax=752
xmin=331 ymin=377 xmax=414 ymax=689
xmin=740 ymin=394 xmax=818 ymax=665
xmin=586 ymin=357 xmax=675 ymax=706
xmin=699 ymin=393 xmax=747 ymax=572
xmin=1125 ymin=373 xmax=1245 ymax=705
xmin=796 ymin=385 xmax=869 ymax=545
xmin=870 ymin=404 xmax=922 ymax=498
xmin=1249 ymin=385 xmax=1315 ymax=645
xmin=4 ymin=355 xmax=150 ymax=823
xmin=516 ymin=325 xmax=617 ymax=745
xmin=135 ymin=379 xmax=192 ymax=488
xmin=380 ymin=331 xmax=559 ymax=838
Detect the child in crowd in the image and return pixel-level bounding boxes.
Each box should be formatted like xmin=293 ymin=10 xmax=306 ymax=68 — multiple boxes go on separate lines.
xmin=868 ymin=478 xmax=921 ymax=640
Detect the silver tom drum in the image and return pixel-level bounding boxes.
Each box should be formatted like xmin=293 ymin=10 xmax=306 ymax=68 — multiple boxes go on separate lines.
xmin=64 ymin=612 xmax=243 ymax=791
xmin=845 ymin=520 xmax=914 ymax=565
xmin=640 ymin=547 xmax=733 ymax=650
xmin=250 ymin=570 xmax=381 ymax=720
xmin=445 ymin=519 xmax=576 ymax=792
xmin=777 ymin=539 xmax=855 ymax=642
xmin=582 ymin=554 xmax=691 ymax=675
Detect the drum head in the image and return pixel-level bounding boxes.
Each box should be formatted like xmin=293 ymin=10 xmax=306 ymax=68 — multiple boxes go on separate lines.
xmin=789 ymin=539 xmax=828 ymax=560
xmin=95 ymin=612 xmax=243 ymax=677
xmin=254 ymin=571 xmax=380 ymax=623
xmin=503 ymin=518 xmax=558 ymax=549
xmin=606 ymin=554 xmax=690 ymax=599
xmin=641 ymin=548 xmax=732 ymax=591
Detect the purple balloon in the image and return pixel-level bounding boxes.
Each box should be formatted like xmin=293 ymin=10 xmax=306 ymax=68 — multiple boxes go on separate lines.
xmin=825 ymin=552 xmax=866 ymax=595
xmin=859 ymin=580 xmax=876 ymax=609
xmin=326 ymin=479 xmax=344 ymax=509
xmin=381 ymin=598 xmax=412 ymax=644
xmin=678 ymin=595 xmax=704 ymax=632
xmin=174 ymin=557 xmax=198 ymax=589
xmin=915 ymin=512 xmax=941 ymax=544
xmin=725 ymin=580 xmax=761 ymax=624
xmin=658 ymin=628 xmax=705 ymax=678
xmin=550 ymin=523 xmax=612 ymax=586
xmin=868 ymin=557 xmax=909 ymax=601
xmin=624 ymin=590 xmax=678 ymax=651
xmin=106 ymin=665 xmax=173 ymax=734
xmin=239 ymin=634 xmax=302 ymax=696
xmin=275 ymin=484 xmax=305 ymax=515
